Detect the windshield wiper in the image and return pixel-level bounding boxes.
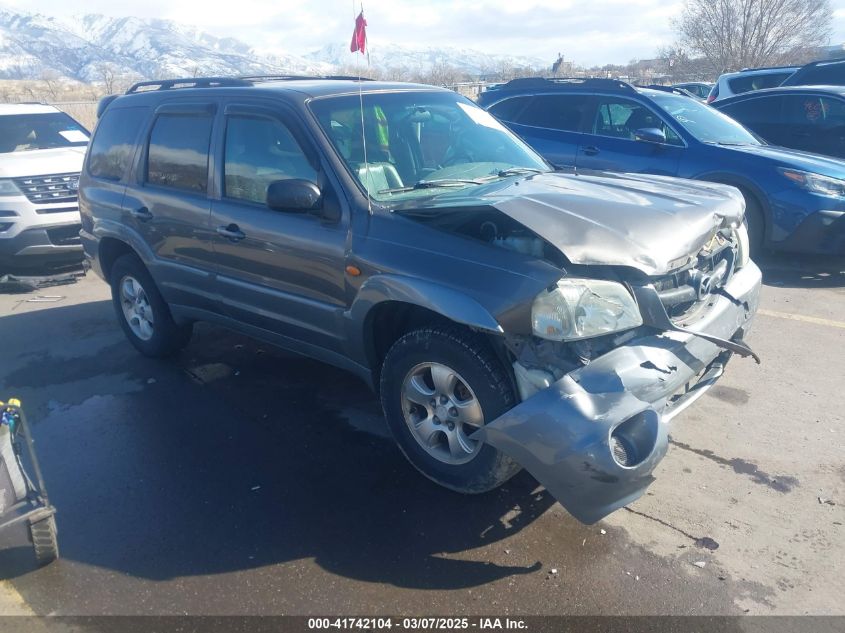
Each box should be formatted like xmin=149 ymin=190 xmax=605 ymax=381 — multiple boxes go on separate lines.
xmin=378 ymin=178 xmax=487 ymax=194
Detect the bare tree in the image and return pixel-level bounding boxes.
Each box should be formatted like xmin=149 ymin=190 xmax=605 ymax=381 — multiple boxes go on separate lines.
xmin=96 ymin=62 xmax=118 ymax=94
xmin=40 ymin=70 xmax=61 ymax=100
xmin=676 ymin=0 xmax=833 ymax=73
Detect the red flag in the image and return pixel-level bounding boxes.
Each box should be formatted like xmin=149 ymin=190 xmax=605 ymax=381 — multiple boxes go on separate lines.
xmin=350 ymin=11 xmax=367 ymax=54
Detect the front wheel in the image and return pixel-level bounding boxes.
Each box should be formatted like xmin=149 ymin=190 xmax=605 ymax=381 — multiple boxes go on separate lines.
xmin=380 ymin=326 xmax=521 ymax=494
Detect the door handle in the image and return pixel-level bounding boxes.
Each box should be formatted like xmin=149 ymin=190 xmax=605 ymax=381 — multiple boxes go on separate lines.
xmin=216 ymin=224 xmax=246 ymax=242
xmin=130 ymin=206 xmax=153 ymax=222
xmin=582 ymin=146 xmax=600 ymax=156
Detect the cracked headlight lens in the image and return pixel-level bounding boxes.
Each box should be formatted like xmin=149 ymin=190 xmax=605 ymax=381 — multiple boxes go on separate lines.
xmin=531 ymin=278 xmax=643 ymax=341
xmin=779 ymin=168 xmax=845 ymax=198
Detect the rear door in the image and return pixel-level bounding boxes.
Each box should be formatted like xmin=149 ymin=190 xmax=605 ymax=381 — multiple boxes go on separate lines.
xmin=121 ymin=101 xmax=218 ymax=311
xmin=575 ymin=95 xmax=684 ymax=175
xmin=779 ymin=94 xmax=845 ymax=159
xmin=491 ymin=94 xmax=592 ymax=169
xmin=209 ymin=101 xmax=349 ymax=354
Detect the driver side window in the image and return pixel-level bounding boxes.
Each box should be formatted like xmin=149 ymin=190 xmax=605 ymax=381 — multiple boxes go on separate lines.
xmin=223 ymin=115 xmax=316 ymax=205
xmin=593 ymin=98 xmax=682 ymax=145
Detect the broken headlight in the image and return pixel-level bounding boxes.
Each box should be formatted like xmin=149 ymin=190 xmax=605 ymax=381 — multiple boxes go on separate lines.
xmin=531 ymin=278 xmax=643 ymax=341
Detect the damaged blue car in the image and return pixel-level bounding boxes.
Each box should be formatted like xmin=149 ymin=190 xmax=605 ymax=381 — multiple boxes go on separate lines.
xmin=80 ymin=77 xmax=761 ymax=523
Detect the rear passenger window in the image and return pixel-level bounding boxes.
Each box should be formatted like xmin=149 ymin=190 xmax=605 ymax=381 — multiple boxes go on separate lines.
xmin=146 ymin=114 xmax=212 ymax=193
xmin=223 ymin=116 xmax=317 ymax=204
xmin=488 ymin=97 xmax=530 ymax=122
xmin=87 ymin=107 xmax=147 ymax=181
xmin=514 ymin=95 xmax=591 ymax=131
xmin=728 ymin=73 xmax=792 ymax=95
xmin=719 ymin=96 xmax=782 ymax=126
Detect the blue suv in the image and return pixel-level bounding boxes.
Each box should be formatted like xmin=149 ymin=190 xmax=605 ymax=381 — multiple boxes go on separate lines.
xmin=478 ymin=78 xmax=845 ymax=256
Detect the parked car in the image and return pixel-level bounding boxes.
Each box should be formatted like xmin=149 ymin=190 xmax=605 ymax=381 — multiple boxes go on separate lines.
xmin=81 ymin=76 xmax=760 ymax=524
xmin=478 ymin=77 xmax=845 ymax=255
xmin=706 ymin=66 xmax=799 ymax=103
xmin=673 ymin=82 xmax=713 ymax=100
xmin=781 ymin=58 xmax=845 ymax=86
xmin=0 ymin=104 xmax=89 ymax=272
xmin=714 ymin=86 xmax=845 ymax=160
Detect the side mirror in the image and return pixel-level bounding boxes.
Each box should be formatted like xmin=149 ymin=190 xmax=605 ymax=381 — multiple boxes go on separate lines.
xmin=634 ymin=127 xmax=667 ymax=144
xmin=266 ymin=179 xmax=322 ymax=212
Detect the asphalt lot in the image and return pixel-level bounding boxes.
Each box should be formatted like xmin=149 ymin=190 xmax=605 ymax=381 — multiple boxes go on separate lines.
xmin=0 ymin=256 xmax=842 ymax=616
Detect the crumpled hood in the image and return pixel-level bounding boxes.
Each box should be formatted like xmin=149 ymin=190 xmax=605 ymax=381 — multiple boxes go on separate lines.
xmin=0 ymin=146 xmax=86 ymax=178
xmin=487 ymin=171 xmax=744 ymax=275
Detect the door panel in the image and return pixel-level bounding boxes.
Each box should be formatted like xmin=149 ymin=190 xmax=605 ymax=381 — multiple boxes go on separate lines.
xmin=122 ymin=106 xmax=217 ymax=309
xmin=576 ymin=97 xmax=683 ymax=175
xmin=210 ymin=108 xmax=348 ymax=353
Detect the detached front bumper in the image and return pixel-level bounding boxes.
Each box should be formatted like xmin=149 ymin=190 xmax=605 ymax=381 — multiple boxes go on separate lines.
xmin=474 ymin=261 xmax=762 ymax=524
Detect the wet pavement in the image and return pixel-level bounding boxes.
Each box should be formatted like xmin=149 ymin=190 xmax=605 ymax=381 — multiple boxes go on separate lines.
xmin=0 ymin=256 xmax=842 ymax=615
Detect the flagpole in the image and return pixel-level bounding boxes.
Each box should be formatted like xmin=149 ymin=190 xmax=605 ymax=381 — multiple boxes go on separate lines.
xmin=353 ymin=2 xmax=372 ymax=214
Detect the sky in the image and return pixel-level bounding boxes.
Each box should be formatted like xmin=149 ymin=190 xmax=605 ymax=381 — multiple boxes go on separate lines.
xmin=5 ymin=0 xmax=845 ymax=67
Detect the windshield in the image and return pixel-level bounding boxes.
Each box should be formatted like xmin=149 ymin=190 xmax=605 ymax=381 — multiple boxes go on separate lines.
xmin=309 ymin=91 xmax=550 ymax=202
xmin=0 ymin=112 xmax=89 ymax=153
xmin=649 ymin=92 xmax=761 ymax=146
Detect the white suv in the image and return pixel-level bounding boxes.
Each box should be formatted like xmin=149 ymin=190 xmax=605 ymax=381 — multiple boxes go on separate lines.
xmin=0 ymin=104 xmax=89 ymax=272
xmin=706 ymin=66 xmax=798 ymax=103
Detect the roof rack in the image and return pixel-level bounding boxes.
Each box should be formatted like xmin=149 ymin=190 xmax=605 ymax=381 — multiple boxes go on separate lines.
xmin=126 ymin=77 xmax=251 ymax=94
xmin=241 ymin=74 xmax=375 ymax=82
xmin=642 ymin=84 xmax=695 ymax=97
xmin=498 ymin=77 xmax=636 ymax=92
xmin=125 ymin=75 xmax=376 ymax=94
xmin=738 ymin=65 xmax=799 ymax=73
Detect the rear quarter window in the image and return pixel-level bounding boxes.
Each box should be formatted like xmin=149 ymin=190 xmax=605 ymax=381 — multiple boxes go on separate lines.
xmin=88 ymin=107 xmax=148 ymax=181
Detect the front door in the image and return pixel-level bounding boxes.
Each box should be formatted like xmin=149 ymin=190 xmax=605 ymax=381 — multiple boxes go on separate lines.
xmin=576 ymin=96 xmax=684 ymax=175
xmin=210 ymin=103 xmax=349 ymax=354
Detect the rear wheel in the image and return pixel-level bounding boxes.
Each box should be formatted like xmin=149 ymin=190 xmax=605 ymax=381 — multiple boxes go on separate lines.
xmin=380 ymin=325 xmax=521 ymax=493
xmin=110 ymin=254 xmax=192 ymax=357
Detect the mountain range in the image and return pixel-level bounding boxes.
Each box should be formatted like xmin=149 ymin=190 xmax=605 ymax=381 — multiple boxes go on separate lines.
xmin=0 ymin=8 xmax=546 ymax=83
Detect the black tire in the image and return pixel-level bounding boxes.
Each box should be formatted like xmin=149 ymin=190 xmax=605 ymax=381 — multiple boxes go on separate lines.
xmin=741 ymin=192 xmax=765 ymax=258
xmin=110 ymin=253 xmax=192 ymax=357
xmin=380 ymin=325 xmax=521 ymax=494
xmin=28 ymin=515 xmax=58 ymax=566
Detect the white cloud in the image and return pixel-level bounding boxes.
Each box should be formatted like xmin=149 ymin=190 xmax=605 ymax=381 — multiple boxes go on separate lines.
xmin=4 ymin=0 xmax=845 ymax=66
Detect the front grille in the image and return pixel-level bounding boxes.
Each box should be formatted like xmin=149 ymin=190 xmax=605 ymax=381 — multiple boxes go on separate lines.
xmin=654 ymin=234 xmax=737 ymax=320
xmin=46 ymin=224 xmax=81 ymax=246
xmin=12 ymin=173 xmax=79 ymax=205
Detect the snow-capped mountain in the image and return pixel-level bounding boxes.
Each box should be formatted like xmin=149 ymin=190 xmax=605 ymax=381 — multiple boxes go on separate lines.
xmin=0 ymin=8 xmax=330 ymax=82
xmin=0 ymin=7 xmax=547 ymax=84
xmin=307 ymin=42 xmax=546 ymax=76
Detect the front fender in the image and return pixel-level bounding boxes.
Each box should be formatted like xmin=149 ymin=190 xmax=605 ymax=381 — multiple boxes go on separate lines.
xmin=346 ymin=273 xmax=504 ymax=368
xmin=350 ymin=273 xmax=503 ymax=332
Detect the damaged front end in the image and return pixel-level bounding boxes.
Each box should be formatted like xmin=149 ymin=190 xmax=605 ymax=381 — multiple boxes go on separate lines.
xmin=473 ymin=225 xmax=762 ymax=524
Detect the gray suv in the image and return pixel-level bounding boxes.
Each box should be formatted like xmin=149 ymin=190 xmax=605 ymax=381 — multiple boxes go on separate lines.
xmin=80 ymin=76 xmax=761 ymax=524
